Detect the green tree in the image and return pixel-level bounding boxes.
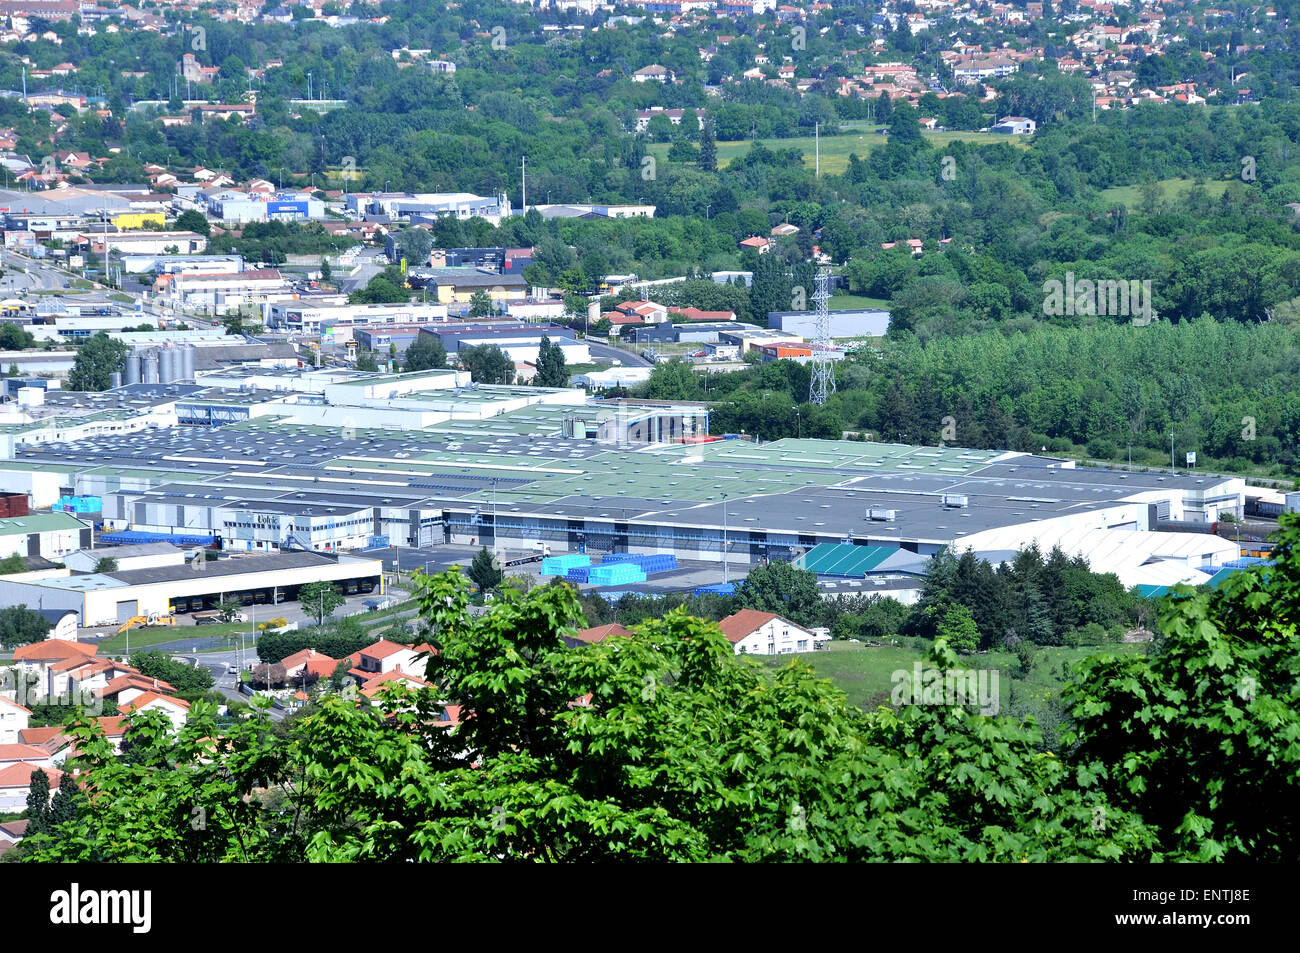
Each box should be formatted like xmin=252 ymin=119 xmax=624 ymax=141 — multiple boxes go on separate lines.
xmin=698 ymin=121 xmax=718 ymax=173
xmin=0 ymin=553 xmax=26 ymax=574
xmin=0 ymin=604 xmax=49 ymax=649
xmin=467 ymin=547 xmax=504 ymax=593
xmin=25 ymin=769 xmax=51 ymax=837
xmin=403 ymin=333 xmax=447 ymax=372
xmin=733 ymin=560 xmax=824 ymax=627
xmin=319 ymin=258 xmax=332 ymax=283
xmin=1064 ymin=512 xmax=1300 ymax=861
xmin=50 ymin=772 xmax=82 ymax=828
xmin=468 ymin=289 xmax=493 ymax=317
xmin=93 ymin=557 xmax=118 ymax=573
xmin=298 ymin=581 xmax=345 ymax=625
xmin=459 ymin=344 xmax=513 ymax=384
xmin=172 ymin=210 xmax=211 ymax=237
xmin=128 ymin=650 xmax=215 ymax=700
xmin=533 ymin=335 xmax=568 ymax=388
xmin=356 ymin=349 xmax=379 ymax=372
xmin=68 ymin=333 xmax=128 ymax=392
xmin=935 ymin=604 xmax=980 ymax=653
xmin=0 ymin=323 xmax=35 ymax=349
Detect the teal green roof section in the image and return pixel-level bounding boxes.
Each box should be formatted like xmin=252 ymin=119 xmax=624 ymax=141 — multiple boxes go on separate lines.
xmin=0 ymin=510 xmax=88 ymax=537
xmin=796 ymin=543 xmax=896 ymax=576
xmin=1135 ymin=584 xmax=1171 ymax=598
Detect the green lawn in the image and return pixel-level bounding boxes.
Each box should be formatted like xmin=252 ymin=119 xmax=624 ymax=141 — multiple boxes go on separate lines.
xmin=652 ymin=128 xmax=1025 ymax=176
xmin=1099 ymin=177 xmax=1232 ymax=208
xmin=101 ymin=618 xmax=272 ymax=654
xmin=764 ymin=639 xmax=1147 ymax=713
xmin=830 ymin=293 xmax=890 ymax=311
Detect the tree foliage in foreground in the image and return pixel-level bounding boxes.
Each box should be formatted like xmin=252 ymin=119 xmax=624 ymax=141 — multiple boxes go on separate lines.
xmin=19 ymin=517 xmax=1300 ymax=861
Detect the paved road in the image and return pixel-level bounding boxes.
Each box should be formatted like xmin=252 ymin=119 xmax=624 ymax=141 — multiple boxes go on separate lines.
xmin=586 ymin=340 xmax=651 ymax=367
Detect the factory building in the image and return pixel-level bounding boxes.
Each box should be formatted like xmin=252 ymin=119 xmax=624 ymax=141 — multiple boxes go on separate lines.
xmin=0 ymin=365 xmax=1268 ymax=599
xmin=0 ymin=551 xmax=384 ymax=627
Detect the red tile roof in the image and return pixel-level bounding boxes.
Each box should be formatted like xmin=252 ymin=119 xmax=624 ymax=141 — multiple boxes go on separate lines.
xmin=0 ymin=762 xmax=61 ymax=789
xmin=717 ymin=609 xmax=781 ymax=643
xmin=12 ymin=639 xmax=96 ymax=662
xmin=16 ymin=727 xmax=64 ymax=747
xmin=0 ymin=744 xmax=51 ymax=763
xmin=571 ymin=623 xmax=632 ymax=644
xmin=118 ymin=692 xmax=190 ymax=715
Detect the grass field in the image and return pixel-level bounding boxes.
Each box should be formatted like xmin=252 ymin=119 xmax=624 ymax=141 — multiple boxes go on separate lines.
xmin=1099 ymin=177 xmax=1232 ymax=208
xmin=829 ymin=293 xmax=890 ymax=311
xmin=764 ymin=639 xmax=1147 ymax=713
xmin=651 ymin=128 xmax=1025 ymax=176
xmin=100 ymin=619 xmax=266 ymax=654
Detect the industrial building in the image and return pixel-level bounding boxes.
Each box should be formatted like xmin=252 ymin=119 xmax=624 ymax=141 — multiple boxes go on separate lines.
xmin=0 ymin=550 xmax=384 ymax=627
xmin=768 ymin=308 xmax=891 ymax=339
xmin=0 ymin=335 xmax=1279 ymax=613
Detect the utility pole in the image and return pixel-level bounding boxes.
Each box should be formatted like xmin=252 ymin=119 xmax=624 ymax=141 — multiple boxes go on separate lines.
xmin=815 ymin=121 xmax=820 ymax=177
xmin=520 ymin=155 xmax=527 ymax=213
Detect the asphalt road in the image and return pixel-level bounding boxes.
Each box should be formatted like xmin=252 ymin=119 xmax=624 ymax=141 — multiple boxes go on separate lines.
xmin=586 ymin=340 xmax=651 ymax=367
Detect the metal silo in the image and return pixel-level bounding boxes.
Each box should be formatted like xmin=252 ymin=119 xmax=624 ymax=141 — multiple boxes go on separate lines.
xmin=142 ymin=350 xmax=160 ymax=384
xmin=159 ymin=346 xmax=176 ymax=384
xmin=109 ymin=372 xmax=122 ymax=389
xmin=181 ymin=345 xmax=196 ymax=381
xmin=124 ymin=352 xmax=142 ymax=385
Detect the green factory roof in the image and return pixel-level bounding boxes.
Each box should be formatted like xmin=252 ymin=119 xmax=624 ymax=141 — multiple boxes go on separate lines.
xmin=0 ymin=510 xmax=88 ymax=537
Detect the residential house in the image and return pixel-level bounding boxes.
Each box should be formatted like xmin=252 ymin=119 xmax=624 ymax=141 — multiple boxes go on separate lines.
xmin=632 ymin=65 xmax=676 ymax=83
xmin=0 ymin=760 xmax=60 ymax=812
xmin=11 ymin=639 xmax=97 ymax=699
xmin=564 ymin=623 xmax=632 ymax=648
xmin=0 ymin=696 xmax=30 ymax=745
xmin=991 ymin=116 xmax=1036 ymax=135
xmin=717 ymin=609 xmax=817 ymax=655
xmin=343 ymin=638 xmax=430 ymax=682
xmin=117 ymin=692 xmax=190 ymax=731
xmin=281 ymin=647 xmax=338 ymax=684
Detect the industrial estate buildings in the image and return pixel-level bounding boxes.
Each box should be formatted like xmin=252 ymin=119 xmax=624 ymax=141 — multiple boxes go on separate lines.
xmin=0 ymin=353 xmax=1275 ymax=633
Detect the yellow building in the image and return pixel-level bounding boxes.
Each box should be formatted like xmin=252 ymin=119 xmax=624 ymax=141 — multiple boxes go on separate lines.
xmin=111 ymin=213 xmax=166 ymax=231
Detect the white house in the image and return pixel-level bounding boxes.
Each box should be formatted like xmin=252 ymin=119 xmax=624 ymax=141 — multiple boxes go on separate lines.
xmin=11 ymin=639 xmax=98 ymax=699
xmin=991 ymin=116 xmax=1036 ymax=135
xmin=117 ymin=692 xmax=190 ymax=731
xmin=718 ymin=609 xmax=817 ymax=655
xmin=0 ymin=697 xmax=30 ymax=746
xmin=0 ymin=761 xmax=60 ymax=813
xmin=343 ymin=638 xmax=430 ymax=680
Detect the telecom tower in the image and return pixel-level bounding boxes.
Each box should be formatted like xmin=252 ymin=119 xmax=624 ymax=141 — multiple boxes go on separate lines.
xmin=808 ymin=270 xmax=835 ymax=406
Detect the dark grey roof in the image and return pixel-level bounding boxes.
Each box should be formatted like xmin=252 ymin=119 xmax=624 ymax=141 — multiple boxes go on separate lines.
xmin=104 ymin=550 xmax=350 ymax=585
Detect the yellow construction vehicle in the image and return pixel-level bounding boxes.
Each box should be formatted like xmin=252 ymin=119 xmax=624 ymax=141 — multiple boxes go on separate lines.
xmin=117 ymin=607 xmax=177 ymax=634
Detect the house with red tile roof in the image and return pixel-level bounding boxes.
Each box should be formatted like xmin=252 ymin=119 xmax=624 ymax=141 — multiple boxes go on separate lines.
xmin=564 ymin=623 xmax=632 ymax=648
xmin=280 ymin=648 xmax=338 ymax=682
xmin=12 ymin=639 xmax=97 ymax=698
xmin=0 ymin=761 xmax=61 ymax=812
xmin=117 ymin=692 xmax=190 ymax=730
xmin=94 ymin=673 xmax=176 ymax=707
xmin=343 ymin=639 xmax=430 ymax=681
xmin=717 ymin=609 xmax=817 ymax=655
xmin=739 ymin=236 xmax=772 ymax=253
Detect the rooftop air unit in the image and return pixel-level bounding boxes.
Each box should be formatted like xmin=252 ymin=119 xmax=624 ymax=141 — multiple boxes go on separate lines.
xmin=866 ymin=508 xmax=897 ymax=521
xmin=942 ymin=494 xmax=969 ymax=509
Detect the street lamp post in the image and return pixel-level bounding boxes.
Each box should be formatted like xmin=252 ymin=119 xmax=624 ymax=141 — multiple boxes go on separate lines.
xmin=721 ymin=493 xmax=729 ymax=583
xmin=795 ymin=408 xmax=801 ymax=440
